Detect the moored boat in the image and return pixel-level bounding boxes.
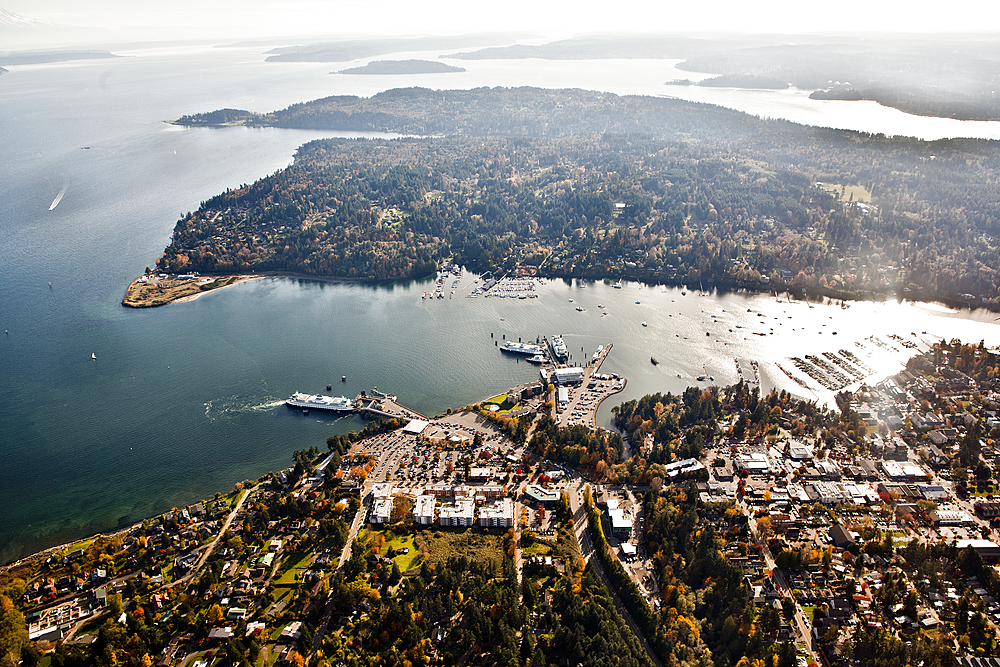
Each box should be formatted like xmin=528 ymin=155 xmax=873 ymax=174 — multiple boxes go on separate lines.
xmin=286 ymin=392 xmax=354 ymax=411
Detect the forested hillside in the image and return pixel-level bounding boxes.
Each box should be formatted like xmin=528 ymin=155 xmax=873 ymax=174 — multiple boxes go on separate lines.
xmin=165 ymin=87 xmax=1000 ymax=306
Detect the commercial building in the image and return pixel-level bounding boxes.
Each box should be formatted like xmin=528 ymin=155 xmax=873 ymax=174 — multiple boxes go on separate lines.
xmin=414 ymin=495 xmax=436 ymax=525
xmin=553 ymin=367 xmax=584 ymax=385
xmin=608 ymin=507 xmax=632 ymax=538
xmin=524 ymin=484 xmax=560 ymax=505
xmin=479 ymin=499 xmax=515 ymax=528
xmin=439 ymin=499 xmax=475 ymax=527
xmin=371 ymin=497 xmax=393 ymax=524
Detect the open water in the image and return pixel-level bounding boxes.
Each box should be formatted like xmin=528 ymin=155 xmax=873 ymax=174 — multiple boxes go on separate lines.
xmin=3 ymin=43 xmax=1000 ymax=564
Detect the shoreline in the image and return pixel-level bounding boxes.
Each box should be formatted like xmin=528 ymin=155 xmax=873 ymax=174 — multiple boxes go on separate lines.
xmin=120 ymin=270 xmax=423 ymax=308
xmin=121 ymin=268 xmax=1000 ymax=316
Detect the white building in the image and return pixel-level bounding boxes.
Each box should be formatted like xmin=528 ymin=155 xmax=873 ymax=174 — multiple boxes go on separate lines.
xmin=439 ymin=499 xmax=475 ymax=527
xmin=415 ymin=495 xmax=436 ymax=525
xmin=553 ymin=367 xmax=584 ymax=385
xmin=371 ymin=483 xmax=394 ymax=499
xmin=479 ymin=499 xmax=514 ymax=528
xmin=371 ymin=497 xmax=393 ymax=524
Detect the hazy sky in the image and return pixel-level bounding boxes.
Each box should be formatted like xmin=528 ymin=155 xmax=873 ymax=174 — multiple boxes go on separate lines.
xmin=8 ymin=0 xmax=1000 ymax=37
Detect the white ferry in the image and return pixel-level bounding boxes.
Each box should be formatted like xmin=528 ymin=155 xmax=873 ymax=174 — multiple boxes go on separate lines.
xmin=550 ymin=336 xmax=568 ymax=360
xmin=286 ymin=392 xmax=355 ymax=412
xmin=501 ymin=341 xmax=544 ymax=355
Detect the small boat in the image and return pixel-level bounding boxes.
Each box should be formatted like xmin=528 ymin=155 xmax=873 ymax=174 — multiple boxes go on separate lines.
xmin=576 ymin=306 xmax=584 ymax=311
xmin=568 ymin=299 xmax=573 ymax=302
xmin=635 ymin=300 xmax=641 ymax=304
xmin=341 ymin=375 xmax=346 ymax=382
xmin=598 ymin=304 xmax=605 ymax=308
xmin=91 ymin=352 xmax=96 ymax=360
xmin=641 ymin=322 xmax=647 ymax=327
xmin=650 ymin=357 xmax=658 ymax=365
xmin=327 ymin=384 xmax=332 ymax=391
xmin=527 ymin=354 xmax=548 ymax=364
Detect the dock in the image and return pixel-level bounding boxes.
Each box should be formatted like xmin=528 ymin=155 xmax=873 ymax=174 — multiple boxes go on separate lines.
xmin=354 ymin=391 xmax=429 ymax=421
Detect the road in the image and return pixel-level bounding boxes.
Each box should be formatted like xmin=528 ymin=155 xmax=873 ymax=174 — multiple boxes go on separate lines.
xmin=567 ymin=479 xmax=663 ymax=667
xmin=746 ymin=505 xmax=816 ymax=662
xmin=166 ymin=484 xmax=260 ymax=589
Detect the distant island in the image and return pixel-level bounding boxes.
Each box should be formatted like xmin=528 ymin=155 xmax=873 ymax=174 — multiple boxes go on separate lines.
xmin=335 ymin=59 xmax=465 ymax=75
xmin=448 ymin=33 xmax=1000 ymax=122
xmin=158 ymin=86 xmax=1000 ymax=311
xmin=263 ymin=32 xmax=527 ymax=62
xmin=0 ymin=49 xmax=122 ymax=66
xmin=666 ymin=74 xmax=791 ymax=89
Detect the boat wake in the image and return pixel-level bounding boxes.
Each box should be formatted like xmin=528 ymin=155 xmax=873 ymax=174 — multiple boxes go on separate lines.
xmin=48 ymin=184 xmax=68 ymax=211
xmin=204 ymin=395 xmax=285 ymax=421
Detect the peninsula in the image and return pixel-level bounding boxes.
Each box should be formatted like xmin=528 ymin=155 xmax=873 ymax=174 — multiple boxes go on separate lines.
xmin=335 ymin=59 xmax=465 ymax=75
xmin=122 ymin=273 xmax=257 ymax=308
xmin=154 ymin=87 xmax=1000 ymax=310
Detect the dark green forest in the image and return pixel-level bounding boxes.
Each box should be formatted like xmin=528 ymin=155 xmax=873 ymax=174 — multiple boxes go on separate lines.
xmin=164 ymin=87 xmax=1000 ymax=306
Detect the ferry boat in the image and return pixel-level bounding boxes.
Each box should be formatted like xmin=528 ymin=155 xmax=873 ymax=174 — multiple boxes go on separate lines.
xmin=550 ymin=336 xmax=568 ymax=360
xmin=286 ymin=392 xmax=354 ymax=412
xmin=501 ymin=341 xmax=544 ymax=356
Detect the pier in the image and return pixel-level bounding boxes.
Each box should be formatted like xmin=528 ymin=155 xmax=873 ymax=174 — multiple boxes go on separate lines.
xmin=354 ymin=391 xmax=429 ymax=421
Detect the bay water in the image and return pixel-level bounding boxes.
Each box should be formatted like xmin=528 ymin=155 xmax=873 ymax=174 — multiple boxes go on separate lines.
xmin=3 ymin=43 xmax=1000 ymax=564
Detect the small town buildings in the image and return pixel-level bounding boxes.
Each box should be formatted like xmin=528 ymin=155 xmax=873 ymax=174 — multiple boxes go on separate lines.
xmin=608 ymin=506 xmax=632 ymax=538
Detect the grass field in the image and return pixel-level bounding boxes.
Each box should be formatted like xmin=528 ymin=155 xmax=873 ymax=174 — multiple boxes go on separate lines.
xmin=385 ymin=533 xmax=421 ymax=571
xmin=816 ymin=182 xmax=872 ymax=203
xmin=275 ymin=552 xmax=311 ymax=586
xmin=415 ymin=528 xmax=505 ymax=570
xmin=482 ymin=393 xmax=516 ymax=412
xmin=523 ymin=541 xmax=553 ymax=557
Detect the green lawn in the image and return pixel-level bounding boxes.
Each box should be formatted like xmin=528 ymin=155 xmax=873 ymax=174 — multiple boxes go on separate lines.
xmin=523 ymin=541 xmax=553 ymax=557
xmin=385 ymin=534 xmax=421 ymax=572
xmin=275 ymin=552 xmax=311 ymax=586
xmin=482 ymin=394 xmax=516 ymax=412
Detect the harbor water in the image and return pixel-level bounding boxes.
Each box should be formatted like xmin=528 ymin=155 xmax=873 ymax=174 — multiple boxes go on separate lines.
xmin=3 ymin=43 xmax=1000 ymax=563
